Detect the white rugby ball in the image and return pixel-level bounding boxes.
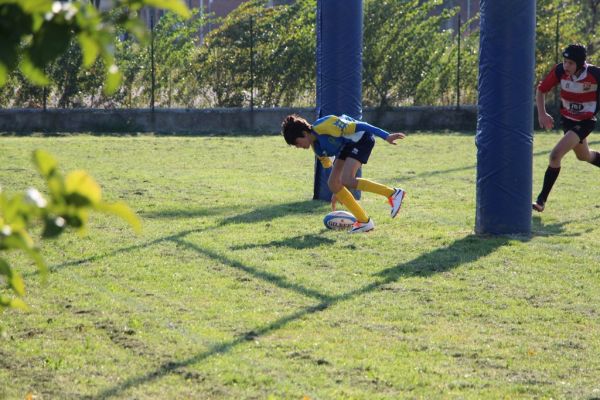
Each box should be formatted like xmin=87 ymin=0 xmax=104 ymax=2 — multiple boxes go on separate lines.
xmin=323 ymin=210 xmax=357 ymax=230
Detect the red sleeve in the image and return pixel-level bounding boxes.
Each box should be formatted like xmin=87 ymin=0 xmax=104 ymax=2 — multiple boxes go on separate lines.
xmin=538 ymin=64 xmax=560 ymax=93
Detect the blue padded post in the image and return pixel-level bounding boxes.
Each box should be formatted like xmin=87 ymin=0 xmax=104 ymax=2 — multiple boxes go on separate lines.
xmin=475 ymin=0 xmax=535 ymax=235
xmin=314 ymin=0 xmax=363 ymax=201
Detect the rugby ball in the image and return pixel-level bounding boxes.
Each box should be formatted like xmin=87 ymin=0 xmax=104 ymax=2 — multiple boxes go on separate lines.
xmin=323 ymin=210 xmax=357 ymax=230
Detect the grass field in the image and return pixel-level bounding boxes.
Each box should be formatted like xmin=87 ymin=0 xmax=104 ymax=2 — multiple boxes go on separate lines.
xmin=1 ymin=132 xmax=600 ymax=399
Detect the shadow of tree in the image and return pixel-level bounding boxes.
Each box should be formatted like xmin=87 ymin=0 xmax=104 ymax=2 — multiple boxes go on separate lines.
xmin=91 ymin=231 xmax=530 ymax=399
xmin=397 ymin=139 xmax=600 ymax=183
xmin=38 ymin=200 xmax=323 ymax=276
xmin=217 ymin=200 xmax=322 ymax=226
xmin=174 ymin=237 xmax=334 ymax=303
xmin=531 ymin=215 xmax=598 ymax=237
xmin=139 ymin=205 xmax=232 ymax=219
xmin=230 ymin=233 xmax=336 ymax=250
xmin=41 ymin=199 xmax=585 ymax=398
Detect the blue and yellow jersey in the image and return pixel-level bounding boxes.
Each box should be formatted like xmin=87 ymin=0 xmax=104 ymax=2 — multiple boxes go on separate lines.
xmin=310 ymin=115 xmax=390 ymax=166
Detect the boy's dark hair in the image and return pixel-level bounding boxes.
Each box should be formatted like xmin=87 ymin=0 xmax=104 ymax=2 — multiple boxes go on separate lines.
xmin=281 ymin=114 xmax=311 ymax=145
xmin=563 ymin=43 xmax=587 ymax=70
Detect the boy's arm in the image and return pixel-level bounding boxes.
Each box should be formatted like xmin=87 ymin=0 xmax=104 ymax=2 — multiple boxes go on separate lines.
xmin=536 ymin=65 xmax=559 ymax=130
xmin=536 ymin=88 xmax=554 ymax=129
xmin=355 ymin=122 xmax=406 ymax=144
xmin=354 ymin=122 xmax=389 ymax=139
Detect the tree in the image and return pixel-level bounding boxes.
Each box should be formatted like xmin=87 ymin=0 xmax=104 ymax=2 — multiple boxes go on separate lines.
xmin=195 ymin=0 xmax=315 ymax=108
xmin=362 ymin=0 xmax=459 ymax=108
xmin=0 ymin=0 xmax=190 ymax=94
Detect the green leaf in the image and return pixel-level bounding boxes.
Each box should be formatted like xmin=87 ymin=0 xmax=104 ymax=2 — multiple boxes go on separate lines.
xmin=6 ymin=296 xmax=29 ymax=311
xmin=19 ymin=56 xmax=50 ymax=85
xmin=0 ymin=62 xmax=6 ymax=86
xmin=78 ymin=32 xmax=100 ymax=67
xmin=65 ymin=170 xmax=102 ymax=206
xmin=28 ymin=19 xmax=73 ymax=68
xmin=33 ymin=149 xmax=58 ymax=178
xmin=0 ymin=258 xmax=10 ymax=277
xmin=0 ymin=258 xmax=26 ymax=297
xmin=143 ymin=0 xmax=191 ymax=19
xmin=103 ymin=64 xmax=122 ymax=95
xmin=42 ymin=216 xmax=66 ymax=238
xmin=96 ymin=201 xmax=142 ymax=234
xmin=10 ymin=271 xmax=25 ymax=296
xmin=14 ymin=0 xmax=53 ymax=14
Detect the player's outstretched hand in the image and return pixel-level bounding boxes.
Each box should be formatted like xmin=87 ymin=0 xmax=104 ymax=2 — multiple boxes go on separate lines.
xmin=331 ymin=194 xmax=338 ymax=211
xmin=386 ymin=132 xmax=406 ymax=145
xmin=538 ymin=113 xmax=554 ymax=130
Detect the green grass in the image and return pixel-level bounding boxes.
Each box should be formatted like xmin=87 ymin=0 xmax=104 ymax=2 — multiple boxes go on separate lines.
xmin=1 ymin=132 xmax=600 ymax=399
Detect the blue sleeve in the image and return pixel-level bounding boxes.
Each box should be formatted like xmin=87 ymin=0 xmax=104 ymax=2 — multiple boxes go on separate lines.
xmin=355 ymin=122 xmax=389 ymax=140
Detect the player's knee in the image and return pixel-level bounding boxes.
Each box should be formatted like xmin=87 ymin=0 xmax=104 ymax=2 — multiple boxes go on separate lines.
xmin=341 ymin=176 xmax=357 ymax=189
xmin=549 ymin=151 xmax=562 ymax=164
xmin=575 ymin=152 xmax=590 ymax=161
xmin=328 ymin=180 xmax=342 ymax=193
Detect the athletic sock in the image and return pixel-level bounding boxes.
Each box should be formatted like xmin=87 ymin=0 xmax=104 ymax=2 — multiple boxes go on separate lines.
xmin=590 ymin=151 xmax=600 ymax=167
xmin=334 ymin=187 xmax=369 ymax=223
xmin=537 ymin=166 xmax=561 ymax=204
xmin=356 ymin=178 xmax=395 ymax=198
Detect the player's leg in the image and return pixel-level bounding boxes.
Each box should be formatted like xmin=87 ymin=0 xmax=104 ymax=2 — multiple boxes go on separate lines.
xmin=572 ymin=138 xmax=595 ymax=162
xmin=338 ymin=158 xmax=374 ymax=233
xmin=573 ymin=142 xmax=600 ymax=168
xmin=533 ymin=131 xmax=579 ymax=211
xmin=327 ymin=158 xmax=370 ymax=225
xmin=343 ymin=134 xmax=406 ymax=218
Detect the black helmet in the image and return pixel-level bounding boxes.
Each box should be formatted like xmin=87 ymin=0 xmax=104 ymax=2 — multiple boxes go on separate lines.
xmin=562 ymin=44 xmax=587 ymax=70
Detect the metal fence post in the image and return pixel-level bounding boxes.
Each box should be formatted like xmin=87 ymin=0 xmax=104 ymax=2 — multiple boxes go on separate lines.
xmin=150 ymin=13 xmax=156 ymax=112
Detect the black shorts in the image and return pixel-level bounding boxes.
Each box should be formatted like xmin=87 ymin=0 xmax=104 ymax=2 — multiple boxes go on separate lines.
xmin=337 ymin=133 xmax=375 ymax=164
xmin=562 ymin=117 xmax=596 ymax=143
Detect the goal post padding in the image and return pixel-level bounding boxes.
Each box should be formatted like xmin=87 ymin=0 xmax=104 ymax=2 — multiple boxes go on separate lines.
xmin=314 ymin=0 xmax=363 ymax=201
xmin=476 ymin=0 xmax=536 ymax=235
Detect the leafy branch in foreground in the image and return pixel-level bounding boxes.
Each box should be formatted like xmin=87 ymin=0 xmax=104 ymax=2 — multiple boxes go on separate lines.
xmin=0 ymin=0 xmax=190 ymax=94
xmin=0 ymin=150 xmax=141 ymax=314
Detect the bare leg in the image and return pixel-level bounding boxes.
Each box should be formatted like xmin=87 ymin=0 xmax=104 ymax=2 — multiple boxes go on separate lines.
xmin=534 ymin=131 xmax=580 ymax=211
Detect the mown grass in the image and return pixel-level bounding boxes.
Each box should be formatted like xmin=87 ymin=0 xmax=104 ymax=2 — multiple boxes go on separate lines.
xmin=1 ymin=132 xmax=599 ymax=399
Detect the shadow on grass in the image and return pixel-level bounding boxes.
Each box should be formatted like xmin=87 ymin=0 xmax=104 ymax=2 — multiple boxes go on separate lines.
xmin=39 ymin=200 xmax=322 ymax=275
xmin=90 ymin=232 xmax=522 ymax=399
xmin=174 ymin=237 xmax=334 ymax=302
xmin=217 ymin=200 xmax=323 ymax=226
xmin=398 ymin=139 xmax=600 ymax=183
xmin=230 ymin=233 xmax=336 ymax=250
xmin=139 ymin=205 xmax=233 ymax=219
xmin=53 ymin=200 xmax=579 ymax=398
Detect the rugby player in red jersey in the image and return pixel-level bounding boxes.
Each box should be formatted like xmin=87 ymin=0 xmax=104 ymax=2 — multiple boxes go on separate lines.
xmin=533 ymin=44 xmax=600 ymax=212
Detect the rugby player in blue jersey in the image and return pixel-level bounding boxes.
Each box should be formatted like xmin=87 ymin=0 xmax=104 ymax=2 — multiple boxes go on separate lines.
xmin=282 ymin=114 xmax=406 ymax=233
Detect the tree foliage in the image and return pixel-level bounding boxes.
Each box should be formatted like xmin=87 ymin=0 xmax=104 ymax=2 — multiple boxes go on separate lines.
xmin=363 ymin=0 xmax=458 ymax=107
xmin=0 ymin=151 xmax=141 ymax=322
xmin=0 ymin=0 xmax=190 ymax=94
xmin=2 ymin=0 xmax=600 ymax=108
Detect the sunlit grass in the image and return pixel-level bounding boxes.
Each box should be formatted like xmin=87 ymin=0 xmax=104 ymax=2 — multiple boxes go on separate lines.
xmin=1 ymin=132 xmax=599 ymax=399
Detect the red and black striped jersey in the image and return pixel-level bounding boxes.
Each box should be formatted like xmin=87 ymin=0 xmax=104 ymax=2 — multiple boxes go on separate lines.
xmin=538 ymin=63 xmax=600 ymax=121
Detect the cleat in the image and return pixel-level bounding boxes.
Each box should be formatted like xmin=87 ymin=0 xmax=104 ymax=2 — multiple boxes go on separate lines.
xmin=388 ymin=188 xmax=406 ymax=218
xmin=532 ymin=201 xmax=545 ymax=212
xmin=348 ymin=218 xmax=375 ymax=233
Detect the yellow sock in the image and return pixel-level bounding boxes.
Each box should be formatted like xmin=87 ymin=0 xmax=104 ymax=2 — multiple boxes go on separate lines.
xmin=356 ymin=178 xmax=395 ymax=198
xmin=335 ymin=187 xmax=369 ymax=223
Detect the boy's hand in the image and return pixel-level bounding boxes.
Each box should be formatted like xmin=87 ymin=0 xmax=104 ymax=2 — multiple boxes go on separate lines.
xmin=386 ymin=132 xmax=406 ymax=145
xmin=538 ymin=113 xmax=554 ymax=130
xmin=331 ymin=194 xmax=338 ymax=211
